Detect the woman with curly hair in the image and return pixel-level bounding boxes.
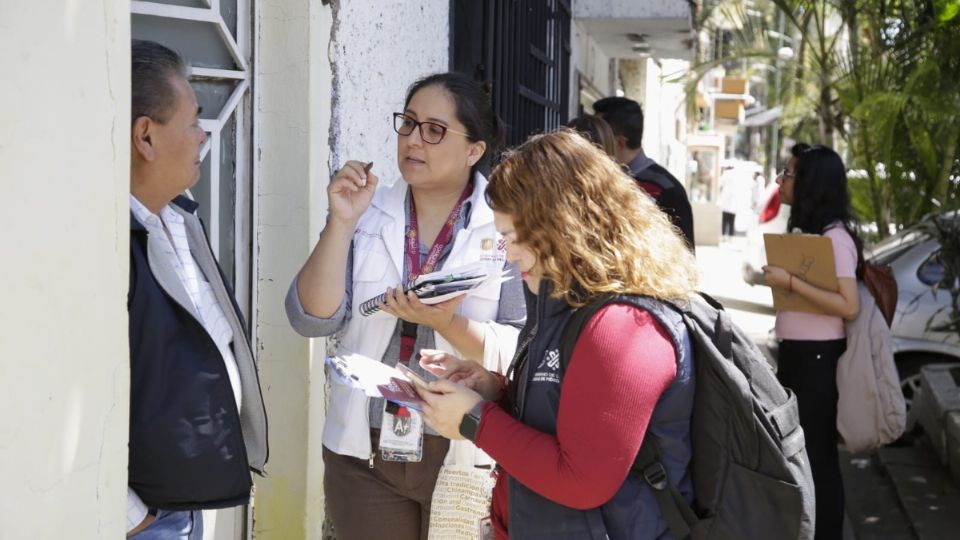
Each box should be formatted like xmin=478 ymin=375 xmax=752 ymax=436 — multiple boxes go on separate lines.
xmin=763 ymin=145 xmax=861 ymax=540
xmin=414 ymin=129 xmax=699 ymax=539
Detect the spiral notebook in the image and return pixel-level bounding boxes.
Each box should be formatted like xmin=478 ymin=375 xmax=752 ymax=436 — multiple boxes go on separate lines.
xmin=359 ymin=262 xmax=512 ymax=316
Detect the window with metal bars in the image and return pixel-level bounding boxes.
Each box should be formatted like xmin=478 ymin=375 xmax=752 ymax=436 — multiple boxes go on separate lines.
xmin=451 ymin=0 xmax=571 ymax=149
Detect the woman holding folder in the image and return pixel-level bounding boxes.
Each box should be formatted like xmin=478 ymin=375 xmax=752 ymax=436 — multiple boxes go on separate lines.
xmin=762 ymin=144 xmax=861 ymax=540
xmin=285 ymin=72 xmax=524 ymax=539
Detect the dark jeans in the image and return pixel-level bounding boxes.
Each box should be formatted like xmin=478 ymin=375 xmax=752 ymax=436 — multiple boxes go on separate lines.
xmin=722 ymin=211 xmax=736 ymax=236
xmin=777 ymin=338 xmax=847 ymax=540
xmin=322 ymin=430 xmax=450 ymax=540
xmin=128 ymin=510 xmax=202 ymax=540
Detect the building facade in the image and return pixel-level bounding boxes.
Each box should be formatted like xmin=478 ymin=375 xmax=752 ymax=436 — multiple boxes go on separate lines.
xmin=0 ymin=1 xmax=693 ymax=538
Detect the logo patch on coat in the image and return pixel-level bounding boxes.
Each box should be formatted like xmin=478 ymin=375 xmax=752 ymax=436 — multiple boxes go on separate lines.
xmin=480 ymin=236 xmax=507 ymax=264
xmin=533 ymin=349 xmax=561 ymax=384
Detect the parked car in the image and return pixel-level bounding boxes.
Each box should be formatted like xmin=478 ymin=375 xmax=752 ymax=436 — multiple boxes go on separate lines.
xmin=747 ymin=205 xmax=959 ymax=410
xmin=871 ymin=217 xmax=959 ymax=410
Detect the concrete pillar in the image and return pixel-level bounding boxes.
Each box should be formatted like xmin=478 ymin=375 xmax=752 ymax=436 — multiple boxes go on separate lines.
xmin=619 ymin=58 xmax=647 ymax=107
xmin=0 ymin=0 xmax=130 ymax=537
xmin=253 ymin=1 xmax=334 ymax=538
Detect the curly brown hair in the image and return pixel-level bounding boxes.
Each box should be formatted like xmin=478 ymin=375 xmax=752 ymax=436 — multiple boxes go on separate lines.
xmin=486 ymin=130 xmax=698 ymax=306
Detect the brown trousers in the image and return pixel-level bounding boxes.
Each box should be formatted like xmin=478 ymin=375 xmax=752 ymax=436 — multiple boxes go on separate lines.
xmin=323 ymin=429 xmax=450 ymax=540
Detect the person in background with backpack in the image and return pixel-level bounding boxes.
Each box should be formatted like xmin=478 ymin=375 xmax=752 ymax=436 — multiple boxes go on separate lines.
xmin=763 ymin=145 xmax=861 ymax=540
xmin=414 ymin=130 xmax=699 ymax=539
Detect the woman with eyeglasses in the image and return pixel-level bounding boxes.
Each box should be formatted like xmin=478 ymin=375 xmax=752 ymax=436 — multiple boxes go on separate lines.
xmin=286 ymin=72 xmax=525 ymax=539
xmin=763 ymin=144 xmax=861 ymax=540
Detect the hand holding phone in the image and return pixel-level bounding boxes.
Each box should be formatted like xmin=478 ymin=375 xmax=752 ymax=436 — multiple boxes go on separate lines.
xmin=378 ymin=378 xmax=425 ymax=411
xmin=397 ymin=362 xmax=430 ymax=390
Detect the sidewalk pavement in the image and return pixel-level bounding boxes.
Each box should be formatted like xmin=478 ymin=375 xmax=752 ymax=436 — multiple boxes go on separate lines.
xmin=695 ymin=239 xmax=776 ymax=360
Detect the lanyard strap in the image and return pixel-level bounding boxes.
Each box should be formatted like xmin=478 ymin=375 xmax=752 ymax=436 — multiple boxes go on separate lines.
xmin=398 ymin=181 xmax=474 ymax=364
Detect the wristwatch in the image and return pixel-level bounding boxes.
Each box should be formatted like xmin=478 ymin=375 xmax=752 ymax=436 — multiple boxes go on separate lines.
xmin=458 ymin=402 xmax=485 ymax=442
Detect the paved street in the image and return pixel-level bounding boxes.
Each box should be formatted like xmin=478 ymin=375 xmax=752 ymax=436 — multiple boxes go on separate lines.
xmin=696 ymin=238 xmax=776 ymax=349
xmin=696 ymin=239 xmax=960 ymax=539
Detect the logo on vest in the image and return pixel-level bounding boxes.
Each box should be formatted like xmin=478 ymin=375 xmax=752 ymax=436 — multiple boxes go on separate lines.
xmin=533 ymin=349 xmax=561 ymax=384
xmin=479 ymin=236 xmax=507 ymax=264
xmin=354 ymin=228 xmax=384 ymax=241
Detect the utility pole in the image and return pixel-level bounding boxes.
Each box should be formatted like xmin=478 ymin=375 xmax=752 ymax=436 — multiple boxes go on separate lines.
xmin=769 ymin=9 xmax=786 ymax=183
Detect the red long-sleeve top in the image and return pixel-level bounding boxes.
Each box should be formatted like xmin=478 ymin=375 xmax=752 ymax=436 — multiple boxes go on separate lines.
xmin=475 ymin=304 xmax=679 ymax=537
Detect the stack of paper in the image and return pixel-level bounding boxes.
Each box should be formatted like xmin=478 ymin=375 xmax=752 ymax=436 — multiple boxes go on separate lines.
xmin=325 ymin=353 xmax=431 ymax=411
xmin=359 ymin=262 xmax=512 ymax=316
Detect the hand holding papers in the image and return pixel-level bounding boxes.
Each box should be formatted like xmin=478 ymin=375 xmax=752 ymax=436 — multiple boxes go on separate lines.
xmin=360 ymin=262 xmax=512 ymax=316
xmin=378 ymin=364 xmax=433 ymax=411
xmin=763 ymin=233 xmax=839 ymax=314
xmin=325 ymin=353 xmax=435 ymax=411
xmin=326 ymin=353 xmax=400 ymax=396
xmin=377 ymin=378 xmax=426 ymax=411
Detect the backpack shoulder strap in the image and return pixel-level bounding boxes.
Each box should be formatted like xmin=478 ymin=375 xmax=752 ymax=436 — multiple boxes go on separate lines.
xmin=635 ymin=440 xmax=697 ymax=540
xmin=559 ymin=293 xmax=700 ymax=539
xmin=558 ymin=295 xmax=618 ymax=374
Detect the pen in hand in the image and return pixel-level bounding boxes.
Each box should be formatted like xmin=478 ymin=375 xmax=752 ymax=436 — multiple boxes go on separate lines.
xmin=362 ymin=161 xmax=374 ymax=187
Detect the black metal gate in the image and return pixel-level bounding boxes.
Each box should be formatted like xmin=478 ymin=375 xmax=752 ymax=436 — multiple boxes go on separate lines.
xmin=451 ymin=0 xmax=571 ymax=148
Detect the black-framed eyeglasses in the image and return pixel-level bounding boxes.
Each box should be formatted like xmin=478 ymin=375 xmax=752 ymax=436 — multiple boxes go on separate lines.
xmin=393 ymin=112 xmax=470 ymax=144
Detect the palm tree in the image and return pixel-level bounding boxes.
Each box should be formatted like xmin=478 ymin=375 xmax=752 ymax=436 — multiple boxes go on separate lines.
xmin=837 ymin=0 xmax=960 ymax=233
xmin=689 ymin=0 xmax=960 ymax=236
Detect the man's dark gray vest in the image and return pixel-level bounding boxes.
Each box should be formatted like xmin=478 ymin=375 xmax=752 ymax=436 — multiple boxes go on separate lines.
xmin=128 ymin=197 xmax=258 ymax=510
xmin=507 ymin=284 xmax=694 ymax=539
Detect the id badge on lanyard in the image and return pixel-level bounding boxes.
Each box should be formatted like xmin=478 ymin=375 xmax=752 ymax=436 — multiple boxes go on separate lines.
xmin=380 ymin=181 xmax=472 ymax=463
xmin=379 ymin=402 xmax=425 ymax=462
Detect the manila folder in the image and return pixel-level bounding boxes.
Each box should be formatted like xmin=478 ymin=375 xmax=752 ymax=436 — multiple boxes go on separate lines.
xmin=763 ymin=233 xmax=839 ymax=315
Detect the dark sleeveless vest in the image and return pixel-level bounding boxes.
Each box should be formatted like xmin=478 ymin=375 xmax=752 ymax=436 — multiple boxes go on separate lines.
xmin=507 ymin=282 xmax=695 ymax=539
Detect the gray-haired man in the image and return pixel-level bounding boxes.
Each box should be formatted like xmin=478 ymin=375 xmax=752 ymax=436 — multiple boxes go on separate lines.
xmin=125 ymin=40 xmax=268 ymax=539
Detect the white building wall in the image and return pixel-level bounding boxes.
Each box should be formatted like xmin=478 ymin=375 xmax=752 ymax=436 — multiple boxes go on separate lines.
xmin=0 ymin=1 xmax=130 ymax=538
xmin=572 ymin=20 xmax=617 ymax=111
xmin=652 ymin=58 xmax=690 ymax=188
xmin=620 ymin=58 xmax=689 ymax=187
xmin=329 ymin=0 xmax=449 ymax=185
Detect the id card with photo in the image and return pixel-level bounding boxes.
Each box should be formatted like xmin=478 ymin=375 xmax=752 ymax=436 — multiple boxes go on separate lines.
xmin=379 ymin=403 xmax=424 ymax=462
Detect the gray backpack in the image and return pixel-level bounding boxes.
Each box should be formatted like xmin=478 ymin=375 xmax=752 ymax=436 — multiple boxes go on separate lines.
xmin=560 ymin=293 xmax=815 ymax=540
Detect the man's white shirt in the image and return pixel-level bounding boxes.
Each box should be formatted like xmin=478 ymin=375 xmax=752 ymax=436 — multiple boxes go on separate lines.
xmin=127 ymin=195 xmax=243 ymax=531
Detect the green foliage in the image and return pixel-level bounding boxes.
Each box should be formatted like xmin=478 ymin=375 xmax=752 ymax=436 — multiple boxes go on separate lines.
xmin=938 ymin=0 xmax=960 ymax=22
xmin=690 ymin=0 xmax=960 ymax=235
